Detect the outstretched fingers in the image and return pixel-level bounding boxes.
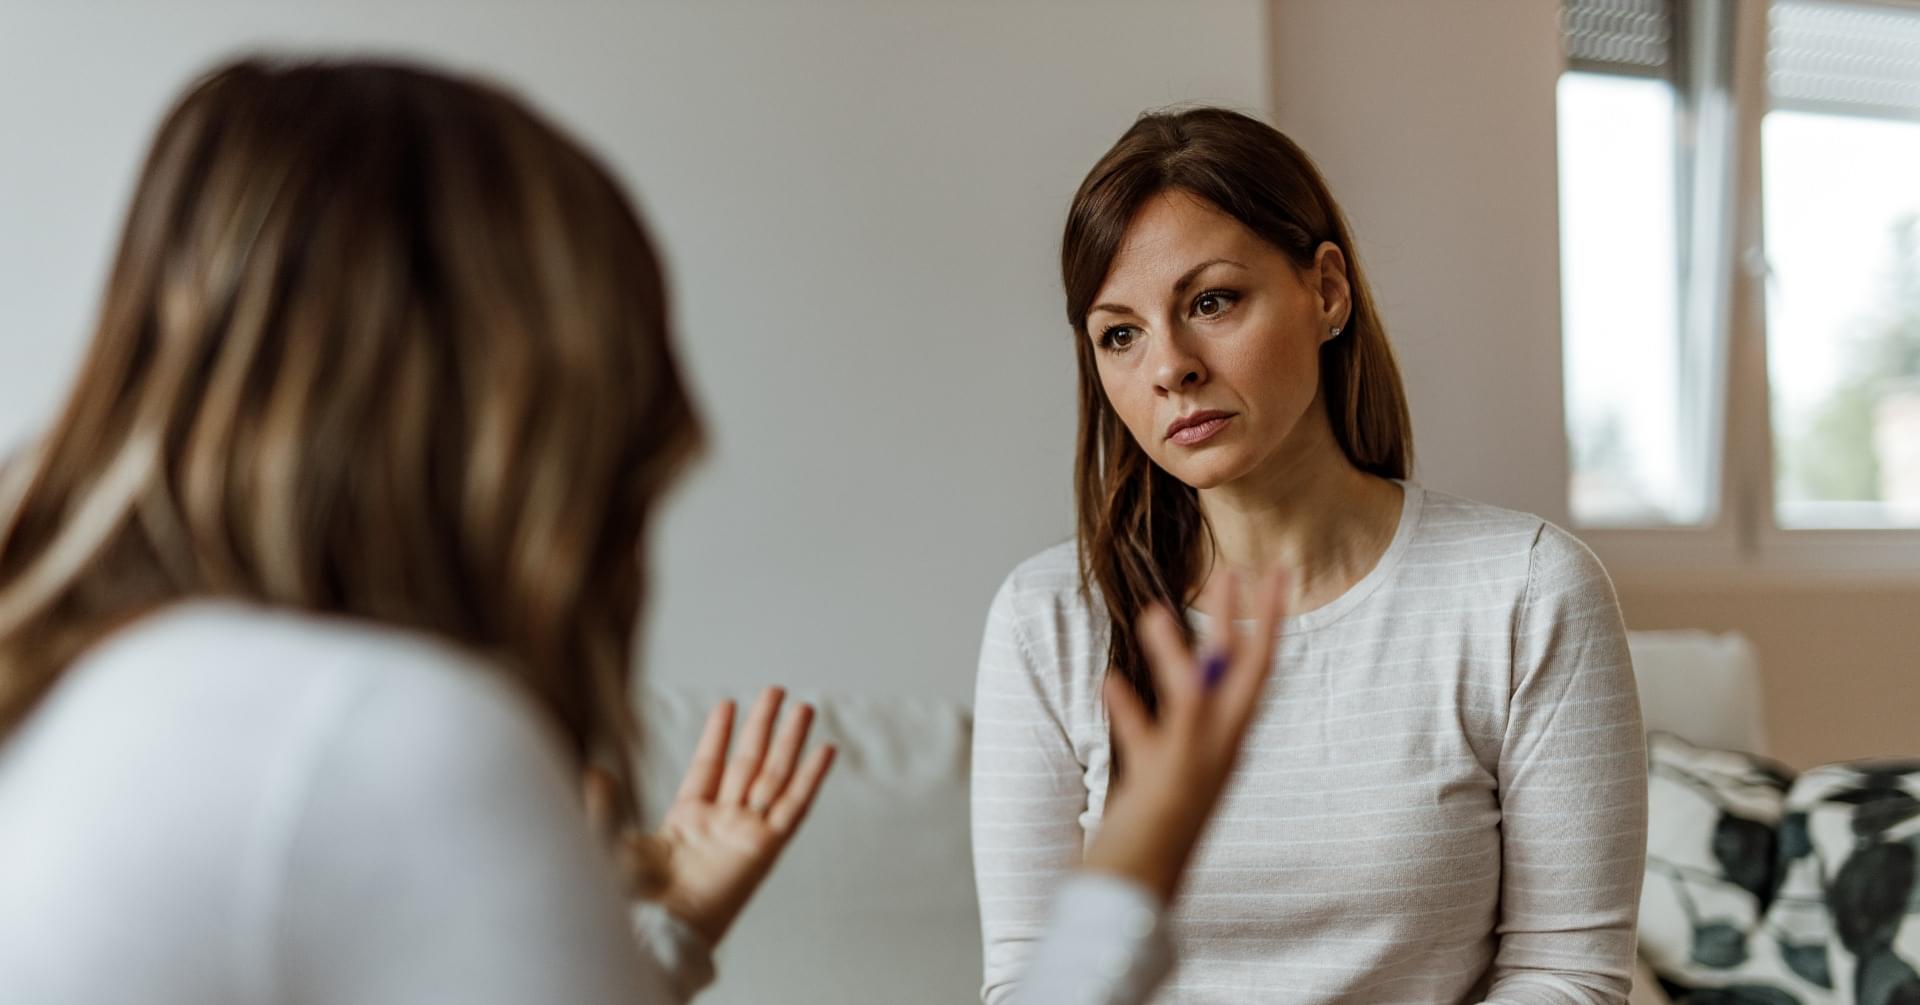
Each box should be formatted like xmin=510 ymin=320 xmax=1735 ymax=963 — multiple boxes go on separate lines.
xmin=716 ymin=687 xmax=785 ymax=806
xmin=765 ymin=742 xmax=836 ymax=835
xmin=746 ymin=702 xmax=816 ymax=814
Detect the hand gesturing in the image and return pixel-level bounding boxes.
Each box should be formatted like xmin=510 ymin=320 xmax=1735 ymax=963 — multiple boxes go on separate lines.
xmin=1085 ymin=566 xmax=1289 ymax=903
xmin=591 ymin=687 xmax=836 ymax=947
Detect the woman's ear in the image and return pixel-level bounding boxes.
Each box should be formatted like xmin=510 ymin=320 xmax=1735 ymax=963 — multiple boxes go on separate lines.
xmin=1311 ymin=241 xmax=1352 ymax=341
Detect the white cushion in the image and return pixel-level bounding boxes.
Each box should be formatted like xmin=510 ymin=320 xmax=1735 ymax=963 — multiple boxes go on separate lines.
xmin=1629 ymin=631 xmax=1769 ymax=757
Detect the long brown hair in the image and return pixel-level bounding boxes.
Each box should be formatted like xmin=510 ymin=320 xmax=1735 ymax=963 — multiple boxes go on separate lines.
xmin=1061 ymin=107 xmax=1412 ymax=724
xmin=0 ymin=58 xmax=700 ymax=826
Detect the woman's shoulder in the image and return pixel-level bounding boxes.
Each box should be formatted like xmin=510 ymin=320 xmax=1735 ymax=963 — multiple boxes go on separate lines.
xmin=994 ymin=540 xmax=1086 ymax=602
xmin=1404 ymin=485 xmax=1612 ymax=596
xmin=986 ymin=540 xmax=1103 ymax=630
xmin=1409 ymin=485 xmax=1552 ymax=542
xmin=980 ymin=541 xmax=1108 ymax=681
xmin=74 ymin=602 xmax=565 ymax=787
xmin=2 ymin=603 xmax=576 ymax=982
xmin=92 ymin=601 xmax=510 ymax=698
xmin=114 ymin=605 xmax=586 ymax=892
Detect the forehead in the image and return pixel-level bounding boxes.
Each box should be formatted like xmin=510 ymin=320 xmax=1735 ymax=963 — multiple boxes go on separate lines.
xmin=1094 ymin=190 xmax=1265 ymax=300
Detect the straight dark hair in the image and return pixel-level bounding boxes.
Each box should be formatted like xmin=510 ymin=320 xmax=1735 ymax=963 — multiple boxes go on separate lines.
xmin=1061 ymin=107 xmax=1413 ymax=727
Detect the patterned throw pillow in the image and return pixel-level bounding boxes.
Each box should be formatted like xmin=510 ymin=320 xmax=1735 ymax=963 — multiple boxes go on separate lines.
xmin=1639 ymin=734 xmax=1920 ymax=1005
xmin=1790 ymin=760 xmax=1920 ymax=1005
xmin=1640 ymin=733 xmax=1821 ymax=1003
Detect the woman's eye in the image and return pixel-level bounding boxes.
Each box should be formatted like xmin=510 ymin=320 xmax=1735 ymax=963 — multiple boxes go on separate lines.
xmin=1194 ymin=290 xmax=1237 ymax=317
xmin=1100 ymin=325 xmax=1138 ymax=351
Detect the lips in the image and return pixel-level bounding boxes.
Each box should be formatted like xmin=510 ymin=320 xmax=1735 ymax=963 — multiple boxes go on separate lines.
xmin=1165 ymin=410 xmax=1234 ymax=446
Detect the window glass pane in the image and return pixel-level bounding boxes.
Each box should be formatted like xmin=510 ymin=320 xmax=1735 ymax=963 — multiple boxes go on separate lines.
xmin=1765 ymin=0 xmax=1920 ymax=529
xmin=1764 ymin=110 xmax=1920 ymax=528
xmin=1559 ymin=71 xmax=1705 ymax=525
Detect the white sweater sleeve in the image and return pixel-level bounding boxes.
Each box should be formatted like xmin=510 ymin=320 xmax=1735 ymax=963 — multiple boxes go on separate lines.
xmin=267 ymin=656 xmax=715 ymax=1004
xmin=1004 ymin=873 xmax=1174 ymax=1005
xmin=971 ymin=575 xmax=1174 ymax=1005
xmin=1480 ymin=525 xmax=1648 ymax=1005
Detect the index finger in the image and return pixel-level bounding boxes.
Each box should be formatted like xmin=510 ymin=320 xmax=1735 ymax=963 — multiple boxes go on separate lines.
xmin=675 ymin=700 xmax=736 ymax=803
xmin=716 ymin=686 xmax=786 ymax=806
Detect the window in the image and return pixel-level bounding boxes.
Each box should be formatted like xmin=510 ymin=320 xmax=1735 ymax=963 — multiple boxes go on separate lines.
xmin=1559 ymin=0 xmax=1920 ymax=563
xmin=1558 ymin=0 xmax=1726 ymax=528
xmin=1763 ymin=1 xmax=1920 ymax=529
xmin=1558 ymin=70 xmax=1691 ymax=524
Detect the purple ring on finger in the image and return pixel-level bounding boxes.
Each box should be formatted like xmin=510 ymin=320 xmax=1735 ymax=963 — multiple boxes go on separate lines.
xmin=1201 ymin=650 xmax=1229 ymax=691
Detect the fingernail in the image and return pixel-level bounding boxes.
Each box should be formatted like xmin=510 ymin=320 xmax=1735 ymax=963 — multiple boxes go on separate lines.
xmin=1201 ymin=650 xmax=1229 ymax=690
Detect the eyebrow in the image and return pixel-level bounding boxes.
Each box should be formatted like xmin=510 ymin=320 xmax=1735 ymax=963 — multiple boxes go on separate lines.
xmin=1088 ymin=258 xmax=1248 ymax=318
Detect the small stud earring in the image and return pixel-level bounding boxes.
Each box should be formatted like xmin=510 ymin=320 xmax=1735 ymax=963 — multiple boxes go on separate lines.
xmin=1330 ymin=326 xmax=1343 ymax=338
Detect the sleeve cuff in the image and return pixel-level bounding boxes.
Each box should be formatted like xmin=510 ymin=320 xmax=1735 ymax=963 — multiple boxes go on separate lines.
xmin=630 ymin=901 xmax=717 ymax=1001
xmin=1014 ymin=871 xmax=1173 ymax=1005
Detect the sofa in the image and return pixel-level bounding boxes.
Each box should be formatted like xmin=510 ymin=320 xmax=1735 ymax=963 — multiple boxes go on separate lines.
xmin=636 ymin=630 xmax=1769 ymax=1004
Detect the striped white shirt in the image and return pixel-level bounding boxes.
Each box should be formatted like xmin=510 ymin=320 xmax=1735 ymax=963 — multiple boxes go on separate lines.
xmin=970 ymin=483 xmax=1647 ymax=1004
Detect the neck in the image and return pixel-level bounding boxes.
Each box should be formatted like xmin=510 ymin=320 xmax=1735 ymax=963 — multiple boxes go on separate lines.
xmin=1189 ymin=410 xmax=1403 ymax=616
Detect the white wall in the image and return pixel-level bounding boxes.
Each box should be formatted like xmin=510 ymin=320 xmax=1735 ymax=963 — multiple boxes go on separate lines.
xmin=0 ymin=0 xmax=1270 ymax=702
xmin=1268 ymin=0 xmax=1573 ymax=525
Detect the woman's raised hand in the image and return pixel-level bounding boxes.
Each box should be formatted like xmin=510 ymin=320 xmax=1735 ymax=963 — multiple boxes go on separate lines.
xmin=588 ymin=687 xmax=836 ymax=947
xmin=1083 ymin=566 xmax=1289 ymax=902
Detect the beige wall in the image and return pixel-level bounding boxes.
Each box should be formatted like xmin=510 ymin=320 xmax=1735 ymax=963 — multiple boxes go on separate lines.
xmin=1269 ymin=0 xmax=1916 ymax=769
xmin=1616 ymin=576 xmax=1920 ymax=769
xmin=1268 ymin=0 xmax=1573 ymax=526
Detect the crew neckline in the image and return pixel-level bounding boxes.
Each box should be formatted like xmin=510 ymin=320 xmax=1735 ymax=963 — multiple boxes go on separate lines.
xmin=1186 ymin=479 xmax=1424 ymax=636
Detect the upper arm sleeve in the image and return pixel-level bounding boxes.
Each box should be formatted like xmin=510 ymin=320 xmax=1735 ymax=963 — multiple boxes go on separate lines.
xmin=270 ymin=658 xmax=705 ymax=1005
xmin=970 ymin=576 xmax=1095 ymax=1005
xmin=1484 ymin=525 xmax=1649 ymax=1005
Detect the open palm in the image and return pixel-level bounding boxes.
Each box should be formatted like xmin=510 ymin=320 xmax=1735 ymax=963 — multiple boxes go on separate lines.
xmin=642 ymin=688 xmax=835 ymax=946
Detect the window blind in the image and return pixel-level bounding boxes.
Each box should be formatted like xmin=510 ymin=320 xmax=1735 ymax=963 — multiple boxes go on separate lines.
xmin=1565 ymin=0 xmax=1676 ymax=76
xmin=1770 ymin=0 xmax=1920 ymax=121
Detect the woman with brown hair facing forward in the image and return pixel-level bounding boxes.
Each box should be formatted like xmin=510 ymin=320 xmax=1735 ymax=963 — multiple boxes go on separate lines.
xmin=0 ymin=61 xmax=1275 ymax=1004
xmin=972 ymin=108 xmax=1648 ymax=1004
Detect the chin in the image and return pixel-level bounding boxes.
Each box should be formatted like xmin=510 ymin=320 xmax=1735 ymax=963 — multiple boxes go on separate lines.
xmin=1156 ymin=450 xmax=1252 ymax=492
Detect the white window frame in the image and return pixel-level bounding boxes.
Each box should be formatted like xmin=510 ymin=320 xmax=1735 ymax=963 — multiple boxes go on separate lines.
xmin=1574 ymin=0 xmax=1920 ymax=585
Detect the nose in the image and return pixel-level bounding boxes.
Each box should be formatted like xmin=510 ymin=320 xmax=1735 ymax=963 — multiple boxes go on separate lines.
xmin=1151 ymin=333 xmax=1207 ymax=396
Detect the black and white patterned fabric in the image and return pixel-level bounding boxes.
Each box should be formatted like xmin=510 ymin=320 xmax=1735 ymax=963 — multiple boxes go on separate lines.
xmin=1639 ymin=732 xmax=1920 ymax=1005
